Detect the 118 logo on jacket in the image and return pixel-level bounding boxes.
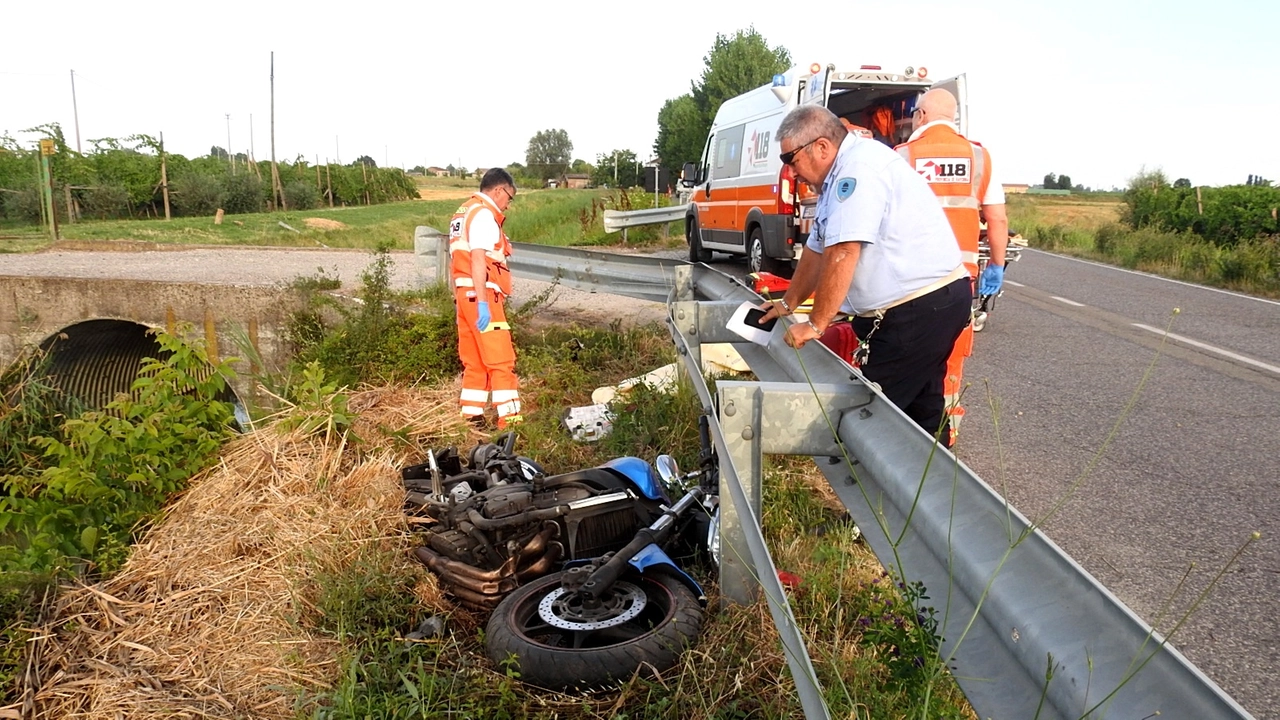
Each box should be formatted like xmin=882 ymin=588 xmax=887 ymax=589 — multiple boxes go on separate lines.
xmin=915 ymin=158 xmax=971 ymax=183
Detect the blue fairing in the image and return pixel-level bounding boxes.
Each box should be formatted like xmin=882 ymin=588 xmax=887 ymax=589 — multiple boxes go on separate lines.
xmin=602 ymin=456 xmax=668 ymax=502
xmin=628 ymin=544 xmax=705 ymax=602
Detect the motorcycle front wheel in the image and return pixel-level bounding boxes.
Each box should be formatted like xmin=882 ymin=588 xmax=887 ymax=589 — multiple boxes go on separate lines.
xmin=485 ymin=569 xmax=702 ymax=690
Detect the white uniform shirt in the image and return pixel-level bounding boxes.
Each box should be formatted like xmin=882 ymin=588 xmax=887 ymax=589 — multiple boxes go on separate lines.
xmin=804 ymin=134 xmax=962 ymax=315
xmin=905 ymin=120 xmax=1005 ymax=205
xmin=467 ymin=192 xmax=503 ymax=252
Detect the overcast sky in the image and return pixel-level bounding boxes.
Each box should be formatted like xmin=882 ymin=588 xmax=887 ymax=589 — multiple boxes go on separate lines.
xmin=3 ymin=0 xmax=1276 ymax=190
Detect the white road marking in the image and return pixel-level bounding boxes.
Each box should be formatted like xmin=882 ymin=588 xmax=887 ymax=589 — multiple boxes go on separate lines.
xmin=1132 ymin=323 xmax=1280 ymax=376
xmin=1025 ymin=248 xmax=1280 ymax=308
xmin=1005 ymin=280 xmax=1026 ymax=288
xmin=1052 ymin=296 xmax=1085 ymax=307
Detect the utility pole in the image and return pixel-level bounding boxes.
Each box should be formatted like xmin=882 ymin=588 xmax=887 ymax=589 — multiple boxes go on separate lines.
xmin=270 ymin=51 xmax=285 ymax=210
xmin=226 ymin=113 xmax=235 ymax=174
xmin=335 ymin=136 xmax=340 ymax=165
xmin=249 ymin=113 xmax=255 ymax=161
xmin=69 ymin=70 xmax=82 ymax=153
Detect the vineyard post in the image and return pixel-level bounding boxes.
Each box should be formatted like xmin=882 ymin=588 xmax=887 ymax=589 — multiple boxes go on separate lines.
xmin=326 ymin=163 xmax=333 ymax=208
xmin=160 ymin=131 xmax=171 ymax=221
xmin=39 ymin=139 xmax=59 ymax=241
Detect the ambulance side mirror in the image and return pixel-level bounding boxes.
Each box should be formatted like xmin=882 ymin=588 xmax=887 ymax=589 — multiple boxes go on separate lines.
xmin=681 ymin=161 xmax=702 ymax=186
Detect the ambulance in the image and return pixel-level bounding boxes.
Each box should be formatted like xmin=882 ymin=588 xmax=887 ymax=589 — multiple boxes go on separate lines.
xmin=680 ymin=62 xmax=967 ymax=276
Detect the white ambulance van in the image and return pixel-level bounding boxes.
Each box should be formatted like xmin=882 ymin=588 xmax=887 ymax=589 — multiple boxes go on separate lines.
xmin=680 ymin=63 xmax=966 ymax=276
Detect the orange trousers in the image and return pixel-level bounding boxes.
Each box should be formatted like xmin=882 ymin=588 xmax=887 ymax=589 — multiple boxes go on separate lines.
xmin=943 ymin=308 xmax=976 ymax=444
xmin=455 ymin=288 xmax=520 ymax=421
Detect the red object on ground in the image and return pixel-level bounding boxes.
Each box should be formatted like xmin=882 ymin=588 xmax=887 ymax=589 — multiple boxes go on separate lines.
xmin=777 ymin=570 xmax=803 ymax=590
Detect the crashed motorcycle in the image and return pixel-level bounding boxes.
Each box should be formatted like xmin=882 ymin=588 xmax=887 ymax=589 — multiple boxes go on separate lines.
xmin=973 ymin=227 xmax=1027 ymax=332
xmin=402 ymin=421 xmax=719 ymax=690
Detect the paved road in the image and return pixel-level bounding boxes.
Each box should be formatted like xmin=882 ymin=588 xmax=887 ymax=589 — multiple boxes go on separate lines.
xmin=955 ymin=250 xmax=1280 ymax=718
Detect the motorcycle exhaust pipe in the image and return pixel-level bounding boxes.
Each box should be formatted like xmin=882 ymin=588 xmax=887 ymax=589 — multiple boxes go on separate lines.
xmin=517 ymin=542 xmax=563 ymax=582
xmin=412 ymin=546 xmax=518 ymax=585
xmin=514 ymin=522 xmax=559 ymax=562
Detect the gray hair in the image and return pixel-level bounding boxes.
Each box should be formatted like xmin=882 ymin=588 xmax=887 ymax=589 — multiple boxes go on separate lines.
xmin=777 ymin=105 xmax=847 ymax=146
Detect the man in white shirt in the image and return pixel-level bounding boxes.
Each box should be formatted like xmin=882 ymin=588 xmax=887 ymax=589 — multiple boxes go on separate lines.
xmin=760 ymin=105 xmax=971 ymax=446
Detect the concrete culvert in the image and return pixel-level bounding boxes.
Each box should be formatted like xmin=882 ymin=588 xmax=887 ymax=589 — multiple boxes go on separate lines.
xmin=37 ymin=319 xmax=245 ymax=426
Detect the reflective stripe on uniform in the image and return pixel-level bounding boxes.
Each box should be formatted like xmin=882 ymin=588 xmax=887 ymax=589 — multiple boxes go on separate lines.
xmin=491 ymin=389 xmax=519 ymax=403
xmin=460 ymin=406 xmax=485 ymax=417
xmin=960 ymin=250 xmax=980 ymax=265
xmin=460 ymin=388 xmax=489 ymax=403
xmin=937 ymin=196 xmax=982 ymax=210
xmin=495 ymin=400 xmax=522 ymax=417
xmin=454 ymin=277 xmax=506 ymax=293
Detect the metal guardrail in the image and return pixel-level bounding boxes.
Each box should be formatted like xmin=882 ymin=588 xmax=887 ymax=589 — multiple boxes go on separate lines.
xmin=602 ymin=204 xmax=688 ymax=233
xmin=413 ymin=231 xmax=1255 ymax=720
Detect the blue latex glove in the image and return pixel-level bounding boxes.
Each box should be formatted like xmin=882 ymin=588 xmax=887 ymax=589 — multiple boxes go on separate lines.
xmin=475 ymin=301 xmax=491 ymax=331
xmin=979 ymin=263 xmax=1005 ymax=296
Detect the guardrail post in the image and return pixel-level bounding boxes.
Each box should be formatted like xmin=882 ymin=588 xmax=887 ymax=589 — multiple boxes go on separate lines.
xmin=413 ymin=226 xmax=448 ymax=286
xmin=716 ymin=383 xmax=763 ymax=605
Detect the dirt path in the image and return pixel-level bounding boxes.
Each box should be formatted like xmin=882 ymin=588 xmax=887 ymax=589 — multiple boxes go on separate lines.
xmin=0 ymin=245 xmax=668 ymax=328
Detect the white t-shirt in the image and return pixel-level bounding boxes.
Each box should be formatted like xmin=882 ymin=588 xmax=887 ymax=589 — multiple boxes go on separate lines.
xmin=805 ymin=134 xmax=962 ymax=314
xmin=905 ymin=120 xmax=1005 ymax=205
xmin=467 ymin=193 xmax=503 ymax=252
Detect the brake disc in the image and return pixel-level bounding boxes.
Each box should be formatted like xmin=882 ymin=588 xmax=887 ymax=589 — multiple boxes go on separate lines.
xmin=537 ymin=581 xmax=647 ymax=631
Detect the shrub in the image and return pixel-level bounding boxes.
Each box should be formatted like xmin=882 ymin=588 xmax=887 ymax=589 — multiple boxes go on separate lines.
xmin=0 ymin=330 xmax=235 ymax=576
xmin=0 ymin=188 xmax=42 ymax=223
xmin=79 ymin=185 xmax=132 ymax=220
xmin=1131 ymin=226 xmax=1190 ymax=268
xmin=289 ymin=249 xmax=461 ymax=388
xmin=284 ymin=180 xmax=319 ymax=211
xmin=220 ymin=172 xmax=264 ymax=214
xmin=171 ymin=172 xmax=221 ymax=217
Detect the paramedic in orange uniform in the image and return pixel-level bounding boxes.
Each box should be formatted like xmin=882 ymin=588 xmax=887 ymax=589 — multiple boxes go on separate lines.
xmin=449 ymin=168 xmax=522 ymax=429
xmin=897 ymin=88 xmax=1008 ymax=443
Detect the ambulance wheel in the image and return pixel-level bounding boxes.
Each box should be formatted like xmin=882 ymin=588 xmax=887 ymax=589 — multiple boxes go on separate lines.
xmin=688 ymin=220 xmax=712 ymax=263
xmin=748 ymin=227 xmax=788 ymax=276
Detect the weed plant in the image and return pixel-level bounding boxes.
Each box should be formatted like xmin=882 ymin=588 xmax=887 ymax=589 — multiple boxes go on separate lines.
xmin=0 ymin=330 xmax=236 ymax=706
xmin=287 ymin=246 xmax=461 ymax=390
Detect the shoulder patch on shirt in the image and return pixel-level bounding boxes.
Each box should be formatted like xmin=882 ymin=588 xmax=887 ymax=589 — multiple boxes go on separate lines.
xmin=835 ymin=177 xmax=857 ymax=202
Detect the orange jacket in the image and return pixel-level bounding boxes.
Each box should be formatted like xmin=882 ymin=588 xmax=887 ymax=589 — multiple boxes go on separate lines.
xmin=896 ymin=124 xmax=990 ymax=277
xmin=449 ymin=193 xmax=513 ymax=298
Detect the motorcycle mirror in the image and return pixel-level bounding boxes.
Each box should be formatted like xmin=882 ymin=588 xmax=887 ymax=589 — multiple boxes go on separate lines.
xmin=655 ymin=455 xmax=681 ymax=485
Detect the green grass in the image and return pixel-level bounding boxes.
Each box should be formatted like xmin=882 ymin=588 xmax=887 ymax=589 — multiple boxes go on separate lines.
xmin=0 ymin=188 xmax=683 ymax=254
xmin=1007 ymin=193 xmax=1280 ymax=297
xmin=284 ymin=269 xmax=972 ymax=718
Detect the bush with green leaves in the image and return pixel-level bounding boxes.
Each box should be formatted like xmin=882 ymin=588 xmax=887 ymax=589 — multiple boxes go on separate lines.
xmin=172 ymin=172 xmax=221 ymax=217
xmin=0 ymin=331 xmax=236 ymax=576
xmin=284 ymin=180 xmax=320 ymax=211
xmin=79 ymin=184 xmax=132 ymax=220
xmin=220 ymin=172 xmax=265 ymax=214
xmin=289 ymin=248 xmax=461 ymax=389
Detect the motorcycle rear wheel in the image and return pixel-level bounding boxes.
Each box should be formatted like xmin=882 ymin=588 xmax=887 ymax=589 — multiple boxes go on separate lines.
xmin=486 ymin=569 xmax=702 ymax=690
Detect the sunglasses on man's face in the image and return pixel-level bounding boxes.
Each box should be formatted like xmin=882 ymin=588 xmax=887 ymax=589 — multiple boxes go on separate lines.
xmin=779 ymin=138 xmax=818 ymax=166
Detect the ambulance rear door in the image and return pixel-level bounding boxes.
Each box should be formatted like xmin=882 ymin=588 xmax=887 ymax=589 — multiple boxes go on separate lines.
xmin=931 ymin=73 xmax=968 ymax=135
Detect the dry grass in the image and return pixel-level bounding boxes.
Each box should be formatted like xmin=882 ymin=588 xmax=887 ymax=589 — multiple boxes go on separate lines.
xmin=25 ymin=385 xmax=467 ymax=720
xmin=1008 ymin=194 xmax=1123 ymax=231
xmin=301 ymin=218 xmax=347 ymax=231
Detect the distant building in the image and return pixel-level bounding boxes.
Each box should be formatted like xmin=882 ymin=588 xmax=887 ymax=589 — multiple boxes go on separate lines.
xmin=472 ymin=168 xmax=489 ymax=180
xmin=1002 ymin=183 xmax=1030 ymax=194
xmin=564 ymin=173 xmax=590 ymax=189
xmin=426 ymin=166 xmax=449 ymax=177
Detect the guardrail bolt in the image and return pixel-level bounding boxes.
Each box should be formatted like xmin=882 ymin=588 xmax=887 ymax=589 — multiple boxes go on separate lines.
xmin=859 ymin=408 xmax=872 ymax=419
xmin=741 ymin=427 xmax=754 ymax=440
xmin=724 ymin=402 xmax=736 ymax=417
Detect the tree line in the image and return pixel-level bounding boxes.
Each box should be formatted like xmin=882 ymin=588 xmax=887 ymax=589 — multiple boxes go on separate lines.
xmin=0 ymin=124 xmax=417 ymax=225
